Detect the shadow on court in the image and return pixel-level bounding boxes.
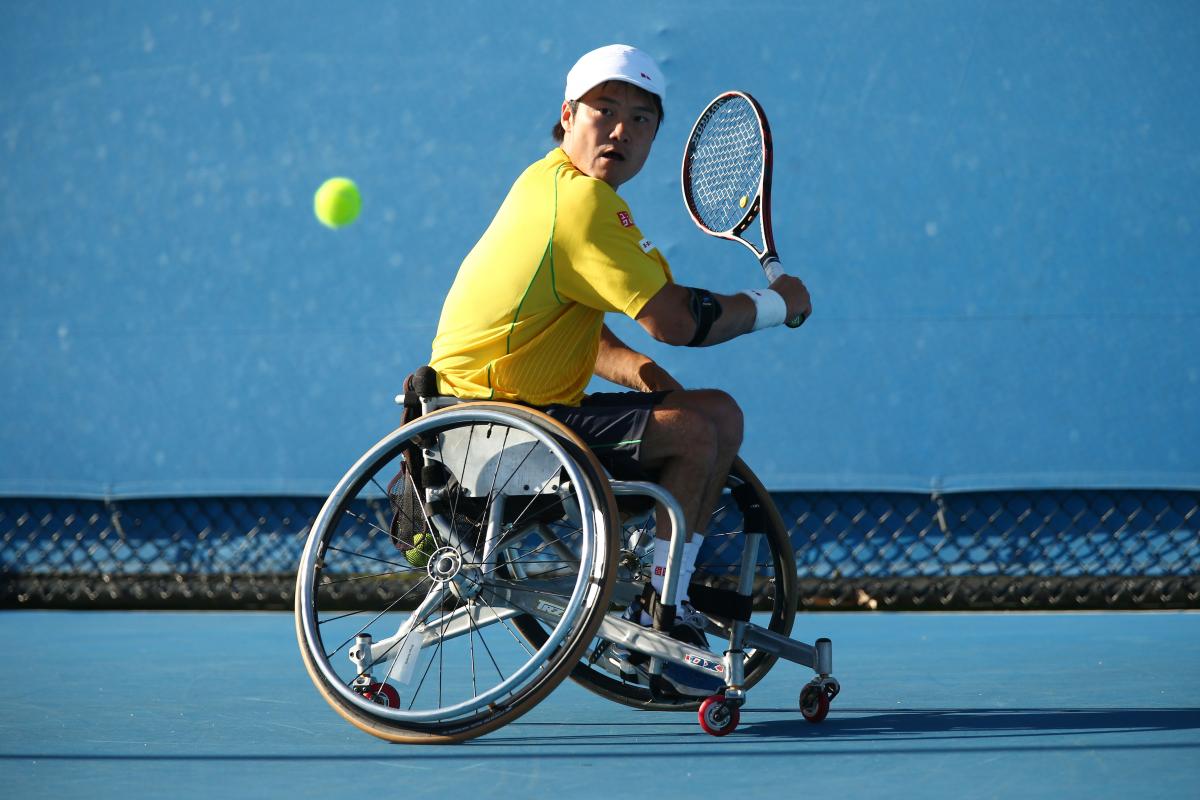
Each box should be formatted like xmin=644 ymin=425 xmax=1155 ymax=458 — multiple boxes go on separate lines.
xmin=734 ymin=706 xmax=1200 ymax=743
xmin=3 ymin=709 xmax=1198 ymax=768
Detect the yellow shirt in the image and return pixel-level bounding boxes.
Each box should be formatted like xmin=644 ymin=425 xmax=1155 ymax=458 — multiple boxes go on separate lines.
xmin=430 ymin=148 xmax=673 ymax=406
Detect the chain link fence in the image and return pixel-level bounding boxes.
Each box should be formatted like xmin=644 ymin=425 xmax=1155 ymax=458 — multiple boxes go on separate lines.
xmin=2 ymin=489 xmax=1197 ymax=610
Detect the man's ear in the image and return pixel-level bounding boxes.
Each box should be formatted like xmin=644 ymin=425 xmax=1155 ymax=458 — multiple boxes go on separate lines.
xmin=560 ymin=99 xmax=574 ymax=135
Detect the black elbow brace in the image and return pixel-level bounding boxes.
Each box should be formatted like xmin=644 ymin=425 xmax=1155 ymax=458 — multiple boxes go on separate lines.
xmin=685 ymin=287 xmax=723 ymax=346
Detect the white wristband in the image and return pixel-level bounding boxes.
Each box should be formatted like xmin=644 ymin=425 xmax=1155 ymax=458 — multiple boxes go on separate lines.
xmin=742 ymin=289 xmax=788 ymax=331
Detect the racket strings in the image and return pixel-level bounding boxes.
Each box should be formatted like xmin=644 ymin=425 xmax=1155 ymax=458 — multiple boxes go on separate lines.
xmin=686 ymin=97 xmax=763 ymax=233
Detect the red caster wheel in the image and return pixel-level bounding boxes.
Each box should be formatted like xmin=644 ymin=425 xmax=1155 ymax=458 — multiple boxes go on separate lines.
xmin=361 ymin=682 xmax=400 ymax=708
xmin=799 ymin=683 xmax=830 ymax=723
xmin=698 ymin=694 xmax=740 ymax=737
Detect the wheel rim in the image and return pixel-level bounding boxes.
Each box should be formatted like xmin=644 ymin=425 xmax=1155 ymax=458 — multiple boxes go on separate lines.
xmin=296 ymin=406 xmax=614 ymax=731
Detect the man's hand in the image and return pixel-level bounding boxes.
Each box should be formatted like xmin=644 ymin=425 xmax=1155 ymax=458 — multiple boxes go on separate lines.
xmin=768 ymin=273 xmax=812 ymax=324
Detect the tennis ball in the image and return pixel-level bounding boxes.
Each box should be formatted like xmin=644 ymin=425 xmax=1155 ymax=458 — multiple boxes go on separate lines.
xmin=404 ymin=532 xmax=436 ymax=569
xmin=739 ymin=195 xmax=748 ymax=208
xmin=313 ymin=177 xmax=361 ymax=228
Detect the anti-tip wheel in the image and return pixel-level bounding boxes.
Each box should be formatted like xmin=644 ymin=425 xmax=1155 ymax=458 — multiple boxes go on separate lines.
xmin=698 ymin=694 xmax=740 ymax=737
xmin=798 ymin=683 xmax=830 ymax=723
xmin=361 ymin=682 xmax=400 ymax=708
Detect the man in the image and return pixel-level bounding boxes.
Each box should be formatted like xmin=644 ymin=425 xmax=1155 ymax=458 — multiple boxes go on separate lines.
xmin=429 ymin=44 xmax=811 ymax=693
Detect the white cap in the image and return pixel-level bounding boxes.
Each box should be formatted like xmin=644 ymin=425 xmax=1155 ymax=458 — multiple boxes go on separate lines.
xmin=564 ymin=44 xmax=666 ymax=103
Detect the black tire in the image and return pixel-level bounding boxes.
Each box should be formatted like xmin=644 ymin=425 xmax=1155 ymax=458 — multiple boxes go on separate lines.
xmin=295 ymin=403 xmax=620 ymax=742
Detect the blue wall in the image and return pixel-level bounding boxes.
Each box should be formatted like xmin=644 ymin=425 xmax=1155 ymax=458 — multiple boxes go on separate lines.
xmin=2 ymin=1 xmax=1198 ymax=498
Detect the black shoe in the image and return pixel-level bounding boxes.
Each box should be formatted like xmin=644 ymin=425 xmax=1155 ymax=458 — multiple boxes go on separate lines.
xmin=658 ymin=601 xmax=725 ymax=697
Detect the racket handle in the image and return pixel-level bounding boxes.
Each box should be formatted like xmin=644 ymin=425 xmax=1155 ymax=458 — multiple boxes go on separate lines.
xmin=761 ymin=256 xmax=806 ymax=328
xmin=762 ymin=256 xmax=784 ymax=283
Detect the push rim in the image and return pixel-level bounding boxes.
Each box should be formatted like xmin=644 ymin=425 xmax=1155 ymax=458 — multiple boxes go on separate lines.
xmin=295 ymin=404 xmax=618 ymax=737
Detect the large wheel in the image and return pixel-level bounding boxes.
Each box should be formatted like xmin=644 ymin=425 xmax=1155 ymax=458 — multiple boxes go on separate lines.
xmin=515 ymin=457 xmax=797 ymax=711
xmin=295 ymin=403 xmax=620 ymax=743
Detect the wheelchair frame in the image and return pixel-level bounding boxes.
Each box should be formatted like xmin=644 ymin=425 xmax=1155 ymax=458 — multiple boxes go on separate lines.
xmin=295 ymin=376 xmax=838 ymax=741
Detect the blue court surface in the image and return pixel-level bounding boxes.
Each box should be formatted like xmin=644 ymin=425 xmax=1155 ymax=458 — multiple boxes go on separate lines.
xmin=1 ymin=610 xmax=1196 ymax=798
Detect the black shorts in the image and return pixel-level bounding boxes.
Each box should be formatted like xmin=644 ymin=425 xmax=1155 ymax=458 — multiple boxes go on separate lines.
xmin=540 ymin=390 xmax=671 ymax=478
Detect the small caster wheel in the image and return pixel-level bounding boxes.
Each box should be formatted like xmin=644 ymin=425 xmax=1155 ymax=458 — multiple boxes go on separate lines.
xmin=360 ymin=682 xmax=400 ymax=708
xmin=799 ymin=683 xmax=830 ymax=723
xmin=698 ymin=694 xmax=740 ymax=737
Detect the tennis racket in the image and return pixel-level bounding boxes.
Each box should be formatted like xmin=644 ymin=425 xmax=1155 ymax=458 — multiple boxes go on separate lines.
xmin=682 ymin=90 xmax=805 ymax=327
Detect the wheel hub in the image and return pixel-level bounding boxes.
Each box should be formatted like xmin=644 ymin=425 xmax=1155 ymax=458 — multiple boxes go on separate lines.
xmin=427 ymin=546 xmax=463 ymax=582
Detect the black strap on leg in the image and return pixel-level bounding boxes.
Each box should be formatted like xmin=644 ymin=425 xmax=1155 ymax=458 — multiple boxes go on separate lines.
xmin=678 ymin=484 xmax=767 ymax=622
xmin=642 ymin=579 xmax=755 ymax=625
xmin=687 ymin=583 xmax=754 ymax=622
xmin=640 ymin=584 xmax=676 ymax=632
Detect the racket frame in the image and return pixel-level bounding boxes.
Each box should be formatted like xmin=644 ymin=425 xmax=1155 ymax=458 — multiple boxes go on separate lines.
xmin=681 ymin=90 xmax=780 ymax=278
xmin=682 ymin=89 xmax=803 ymax=325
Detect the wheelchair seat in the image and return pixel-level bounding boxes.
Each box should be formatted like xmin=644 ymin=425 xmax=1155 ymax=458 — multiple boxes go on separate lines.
xmin=398 ymin=365 xmax=657 ymax=513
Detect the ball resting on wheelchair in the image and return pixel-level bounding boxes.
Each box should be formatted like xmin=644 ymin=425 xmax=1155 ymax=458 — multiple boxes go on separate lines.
xmin=294 ymin=367 xmax=838 ymax=742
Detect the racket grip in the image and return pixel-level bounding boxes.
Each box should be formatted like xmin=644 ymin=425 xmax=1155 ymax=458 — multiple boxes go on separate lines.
xmin=762 ymin=256 xmax=784 ymax=283
xmin=761 ymin=256 xmax=806 ymax=328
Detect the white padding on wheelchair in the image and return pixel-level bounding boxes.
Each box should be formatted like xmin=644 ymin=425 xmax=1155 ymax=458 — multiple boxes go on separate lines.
xmin=427 ymin=417 xmax=566 ymax=498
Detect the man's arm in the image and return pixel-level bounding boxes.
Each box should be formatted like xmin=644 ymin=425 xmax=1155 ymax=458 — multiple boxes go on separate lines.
xmin=595 ymin=325 xmax=684 ymax=392
xmin=634 ymin=274 xmax=811 ymax=347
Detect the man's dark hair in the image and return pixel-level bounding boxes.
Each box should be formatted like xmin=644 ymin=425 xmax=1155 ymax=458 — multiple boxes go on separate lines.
xmin=551 ymin=83 xmax=664 ymax=143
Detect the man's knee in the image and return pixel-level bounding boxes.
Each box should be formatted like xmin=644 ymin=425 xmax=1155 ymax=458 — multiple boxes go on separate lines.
xmin=689 ymin=389 xmax=743 ymax=453
xmin=653 ymin=389 xmax=742 ymax=457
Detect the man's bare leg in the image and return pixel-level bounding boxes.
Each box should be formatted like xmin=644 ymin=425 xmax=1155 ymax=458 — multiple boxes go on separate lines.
xmin=638 ymin=389 xmax=744 ymax=542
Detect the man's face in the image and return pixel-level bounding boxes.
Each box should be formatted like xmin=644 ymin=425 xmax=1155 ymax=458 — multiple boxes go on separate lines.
xmin=560 ymin=81 xmax=659 ymax=189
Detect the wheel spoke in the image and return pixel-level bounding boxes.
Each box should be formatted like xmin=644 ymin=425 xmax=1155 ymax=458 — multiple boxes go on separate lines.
xmin=320 ymin=568 xmax=423 ymax=586
xmin=338 ymin=507 xmax=418 ymax=550
xmin=466 ymin=598 xmax=507 ymax=682
xmin=471 ymin=585 xmax=538 ymax=657
xmin=405 ymin=587 xmax=456 ymax=709
xmin=325 ymin=543 xmax=412 ymax=572
xmin=325 ymin=575 xmax=432 ymax=658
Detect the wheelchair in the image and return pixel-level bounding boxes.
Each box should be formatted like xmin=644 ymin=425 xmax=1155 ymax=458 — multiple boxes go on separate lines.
xmin=295 ymin=367 xmax=838 ymax=742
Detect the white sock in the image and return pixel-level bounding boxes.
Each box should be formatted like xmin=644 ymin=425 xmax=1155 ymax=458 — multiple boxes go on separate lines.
xmin=650 ymin=543 xmax=670 ymax=596
xmin=644 ymin=542 xmax=674 ymax=626
xmin=649 ymin=533 xmax=705 ymax=604
xmin=679 ymin=533 xmax=705 ymax=605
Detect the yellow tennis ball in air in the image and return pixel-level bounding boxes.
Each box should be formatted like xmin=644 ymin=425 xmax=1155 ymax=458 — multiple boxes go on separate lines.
xmin=313 ymin=177 xmax=361 ymax=228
